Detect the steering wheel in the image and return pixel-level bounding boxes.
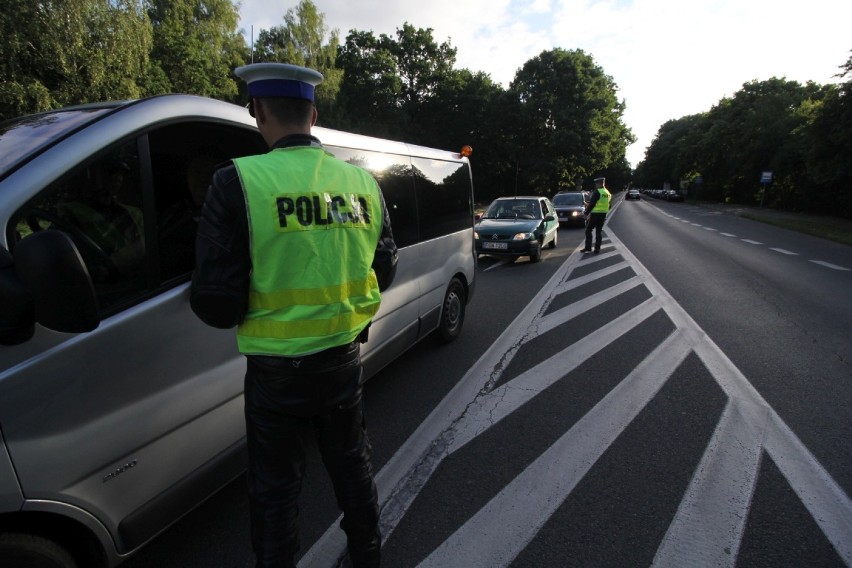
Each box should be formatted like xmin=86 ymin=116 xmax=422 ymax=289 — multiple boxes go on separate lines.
xmin=25 ymin=208 xmax=120 ymax=281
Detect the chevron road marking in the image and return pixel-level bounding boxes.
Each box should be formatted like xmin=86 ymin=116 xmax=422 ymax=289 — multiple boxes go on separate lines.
xmin=300 ymin=226 xmax=851 ymax=567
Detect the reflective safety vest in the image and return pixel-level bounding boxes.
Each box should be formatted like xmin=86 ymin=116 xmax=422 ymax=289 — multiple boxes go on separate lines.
xmin=233 ymin=146 xmax=383 ymax=356
xmin=592 ymin=187 xmax=611 ymax=213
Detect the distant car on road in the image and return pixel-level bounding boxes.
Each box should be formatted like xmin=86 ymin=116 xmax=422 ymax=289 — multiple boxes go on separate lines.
xmin=626 ymin=189 xmax=641 ymax=201
xmin=475 ymin=196 xmax=558 ymax=262
xmin=665 ymin=190 xmax=684 ymax=202
xmin=551 ymin=191 xmax=588 ymax=227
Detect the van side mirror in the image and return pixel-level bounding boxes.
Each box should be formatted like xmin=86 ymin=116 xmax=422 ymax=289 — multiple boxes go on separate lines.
xmin=13 ymin=230 xmax=100 ymax=335
xmin=0 ymin=247 xmax=35 ymax=345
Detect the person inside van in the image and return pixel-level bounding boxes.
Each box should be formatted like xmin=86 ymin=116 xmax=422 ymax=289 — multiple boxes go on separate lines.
xmin=58 ymin=158 xmax=144 ymax=279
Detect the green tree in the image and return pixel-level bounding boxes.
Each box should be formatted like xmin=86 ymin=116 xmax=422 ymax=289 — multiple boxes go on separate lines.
xmin=390 ymin=23 xmax=457 ymax=110
xmin=252 ymin=0 xmax=342 ymax=121
xmin=635 ymin=114 xmax=704 ymax=192
xmin=335 ymin=29 xmax=404 ymax=137
xmin=146 ymin=0 xmax=246 ymax=100
xmin=691 ymin=78 xmax=821 ymax=206
xmin=0 ymin=0 xmax=152 ymax=120
xmin=803 ymin=54 xmax=852 ymax=217
xmin=508 ymin=48 xmax=634 ymax=195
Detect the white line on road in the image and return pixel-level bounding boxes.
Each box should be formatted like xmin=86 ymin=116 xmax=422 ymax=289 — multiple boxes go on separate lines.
xmin=741 ymin=239 xmax=763 ymax=245
xmin=809 ymin=260 xmax=851 ymax=271
xmin=770 ymin=248 xmax=799 ymax=255
xmin=720 ymin=233 xmax=737 ymax=237
xmin=301 ymin=226 xmax=852 ymax=568
xmin=419 ymin=332 xmax=693 ymax=568
xmin=653 ymin=400 xmax=763 ymax=567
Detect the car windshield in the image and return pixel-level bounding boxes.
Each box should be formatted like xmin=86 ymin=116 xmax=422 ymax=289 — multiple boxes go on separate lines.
xmin=551 ymin=193 xmax=585 ymax=206
xmin=483 ymin=199 xmax=541 ymax=220
xmin=0 ymin=108 xmax=112 ymax=179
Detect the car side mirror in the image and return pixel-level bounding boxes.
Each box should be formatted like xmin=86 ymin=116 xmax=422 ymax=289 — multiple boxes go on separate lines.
xmin=544 ymin=214 xmax=555 ymax=222
xmin=13 ymin=230 xmax=100 ymax=335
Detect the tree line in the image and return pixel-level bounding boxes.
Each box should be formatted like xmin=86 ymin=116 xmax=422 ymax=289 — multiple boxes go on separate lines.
xmin=0 ymin=0 xmax=633 ymax=203
xmin=3 ymin=1 xmax=848 ymax=216
xmin=633 ymin=56 xmax=852 ymax=219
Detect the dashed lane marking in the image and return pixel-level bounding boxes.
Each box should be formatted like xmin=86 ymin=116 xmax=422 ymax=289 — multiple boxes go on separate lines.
xmin=810 ymin=260 xmax=851 ymax=271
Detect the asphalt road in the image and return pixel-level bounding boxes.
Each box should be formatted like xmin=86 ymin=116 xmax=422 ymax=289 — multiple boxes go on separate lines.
xmin=124 ymin=196 xmax=851 ymax=567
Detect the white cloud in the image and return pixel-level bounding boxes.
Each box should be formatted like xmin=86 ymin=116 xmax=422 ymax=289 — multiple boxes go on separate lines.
xmin=237 ymin=0 xmax=852 ymax=167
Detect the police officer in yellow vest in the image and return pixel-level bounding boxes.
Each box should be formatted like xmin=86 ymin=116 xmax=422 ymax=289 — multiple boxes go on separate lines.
xmin=191 ymin=63 xmax=398 ymax=568
xmin=582 ymin=176 xmax=611 ymax=254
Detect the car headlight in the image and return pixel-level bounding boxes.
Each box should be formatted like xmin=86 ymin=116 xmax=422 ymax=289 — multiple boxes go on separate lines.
xmin=571 ymin=211 xmax=580 ymax=217
xmin=513 ymin=232 xmax=533 ymax=241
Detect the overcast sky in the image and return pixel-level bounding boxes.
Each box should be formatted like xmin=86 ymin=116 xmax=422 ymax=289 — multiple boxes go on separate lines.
xmin=236 ymin=0 xmax=851 ymax=167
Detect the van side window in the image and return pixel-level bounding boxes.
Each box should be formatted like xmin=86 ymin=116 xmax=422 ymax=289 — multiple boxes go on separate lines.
xmin=13 ymin=141 xmax=149 ymax=313
xmin=411 ymin=157 xmax=472 ymax=242
xmin=324 ymin=146 xmax=419 ymax=248
xmin=148 ymin=122 xmax=266 ymax=283
xmin=12 ymin=122 xmax=267 ymax=317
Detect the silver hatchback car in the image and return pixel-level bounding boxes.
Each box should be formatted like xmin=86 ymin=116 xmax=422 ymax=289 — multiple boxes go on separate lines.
xmin=0 ymin=95 xmax=475 ymax=567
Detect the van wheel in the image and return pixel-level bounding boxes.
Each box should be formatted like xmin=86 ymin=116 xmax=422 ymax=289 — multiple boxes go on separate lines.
xmin=436 ymin=277 xmax=465 ymax=343
xmin=0 ymin=533 xmax=78 ymax=568
xmin=548 ymin=231 xmax=557 ymax=249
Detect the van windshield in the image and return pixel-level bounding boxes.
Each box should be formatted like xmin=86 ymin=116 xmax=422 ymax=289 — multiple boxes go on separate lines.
xmin=0 ymin=109 xmax=111 ymax=180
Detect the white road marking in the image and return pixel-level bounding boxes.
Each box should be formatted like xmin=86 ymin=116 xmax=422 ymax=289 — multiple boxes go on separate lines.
xmin=741 ymin=239 xmax=763 ymax=245
xmin=421 ymin=333 xmax=692 ymax=567
xmin=810 ymin=260 xmax=851 ymax=271
xmin=770 ymin=248 xmax=799 ymax=255
xmin=720 ymin=233 xmax=737 ymax=237
xmin=301 ymin=226 xmax=852 ymax=568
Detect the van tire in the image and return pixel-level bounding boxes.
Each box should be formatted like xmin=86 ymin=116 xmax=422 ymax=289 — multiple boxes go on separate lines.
xmin=436 ymin=277 xmax=465 ymax=343
xmin=0 ymin=533 xmax=78 ymax=568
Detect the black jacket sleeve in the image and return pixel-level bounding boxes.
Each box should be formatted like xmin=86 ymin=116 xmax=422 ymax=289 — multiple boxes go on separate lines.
xmin=585 ymin=190 xmax=599 ymax=215
xmin=372 ymin=188 xmax=398 ymax=291
xmin=190 ymin=163 xmax=251 ymax=329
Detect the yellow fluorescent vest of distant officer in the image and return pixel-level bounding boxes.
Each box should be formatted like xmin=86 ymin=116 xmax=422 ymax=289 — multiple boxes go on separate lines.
xmin=233 ymin=146 xmax=383 ymax=356
xmin=592 ymin=187 xmax=612 ymax=213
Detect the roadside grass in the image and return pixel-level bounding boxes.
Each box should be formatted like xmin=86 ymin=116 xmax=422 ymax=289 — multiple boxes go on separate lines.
xmin=734 ymin=212 xmax=852 ymax=247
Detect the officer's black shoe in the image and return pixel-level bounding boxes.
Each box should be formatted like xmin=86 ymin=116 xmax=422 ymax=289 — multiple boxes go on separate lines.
xmin=581 ymin=248 xmax=591 ymax=253
xmin=593 ymin=249 xmax=600 ymax=254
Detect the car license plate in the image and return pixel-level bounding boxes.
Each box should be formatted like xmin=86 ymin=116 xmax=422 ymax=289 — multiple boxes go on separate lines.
xmin=483 ymin=242 xmax=507 ymax=250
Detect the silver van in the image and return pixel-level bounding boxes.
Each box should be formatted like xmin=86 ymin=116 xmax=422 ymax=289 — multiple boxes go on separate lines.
xmin=0 ymin=95 xmax=475 ymax=567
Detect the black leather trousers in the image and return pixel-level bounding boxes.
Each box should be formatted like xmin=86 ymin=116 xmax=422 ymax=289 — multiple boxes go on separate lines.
xmin=244 ymin=342 xmax=381 ymax=568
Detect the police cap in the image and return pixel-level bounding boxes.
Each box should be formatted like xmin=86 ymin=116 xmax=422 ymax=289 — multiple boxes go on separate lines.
xmin=235 ymin=63 xmax=324 ymax=102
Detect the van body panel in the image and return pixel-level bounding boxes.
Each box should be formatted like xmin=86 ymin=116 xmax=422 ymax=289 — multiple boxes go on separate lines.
xmin=413 ymin=230 xmax=475 ymax=322
xmin=0 ymin=438 xmax=23 ymax=512
xmin=0 ymin=94 xmax=475 ymax=565
xmin=0 ymin=286 xmax=244 ymax=544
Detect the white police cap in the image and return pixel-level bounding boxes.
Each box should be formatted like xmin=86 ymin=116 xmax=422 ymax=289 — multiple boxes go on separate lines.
xmin=594 ymin=177 xmax=606 ymax=182
xmin=235 ymin=63 xmax=324 ymax=101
